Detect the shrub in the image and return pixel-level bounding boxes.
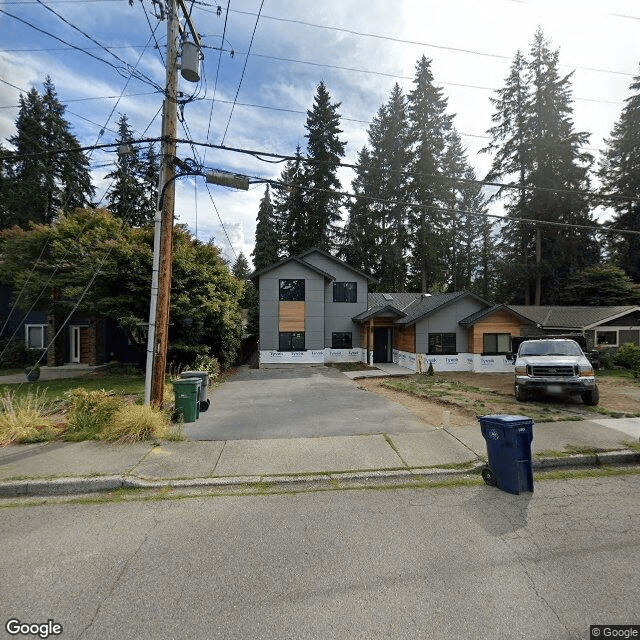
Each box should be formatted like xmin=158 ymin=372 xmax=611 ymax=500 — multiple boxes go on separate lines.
xmin=0 ymin=339 xmax=31 ymax=368
xmin=427 ymin=362 xmax=435 ymax=376
xmin=613 ymin=343 xmax=640 ymax=376
xmin=64 ymin=388 xmax=124 ymax=441
xmin=192 ymin=354 xmax=221 ymax=381
xmin=0 ymin=389 xmax=60 ymax=446
xmin=101 ymin=404 xmax=169 ymax=443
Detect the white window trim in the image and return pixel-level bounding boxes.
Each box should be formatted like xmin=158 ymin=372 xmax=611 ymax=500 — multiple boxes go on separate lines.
xmin=595 ymin=328 xmax=619 ymax=347
xmin=25 ymin=324 xmax=47 ymax=350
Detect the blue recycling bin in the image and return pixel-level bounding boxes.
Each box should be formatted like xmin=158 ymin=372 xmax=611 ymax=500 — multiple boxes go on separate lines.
xmin=479 ymin=415 xmax=534 ymax=494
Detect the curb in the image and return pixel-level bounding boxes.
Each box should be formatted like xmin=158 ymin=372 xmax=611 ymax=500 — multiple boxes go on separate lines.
xmin=1 ymin=451 xmax=639 ymax=498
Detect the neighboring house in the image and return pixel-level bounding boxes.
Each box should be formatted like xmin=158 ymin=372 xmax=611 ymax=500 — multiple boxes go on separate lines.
xmin=510 ymin=306 xmax=640 ymax=350
xmin=0 ymin=284 xmax=142 ymax=367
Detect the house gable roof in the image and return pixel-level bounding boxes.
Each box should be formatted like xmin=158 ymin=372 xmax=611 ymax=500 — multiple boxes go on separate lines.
xmin=352 ymin=304 xmax=407 ymax=322
xmin=508 ymin=305 xmax=640 ymax=330
xmin=250 ymin=256 xmax=336 ymax=283
xmin=250 ymin=248 xmax=377 ymax=284
xmin=394 ymin=291 xmax=492 ymax=326
xmin=459 ymin=304 xmax=536 ymax=328
xmin=297 ymin=248 xmax=378 ymax=283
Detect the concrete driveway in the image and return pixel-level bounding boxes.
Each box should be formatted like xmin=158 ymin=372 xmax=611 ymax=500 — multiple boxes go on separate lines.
xmin=184 ymin=366 xmax=429 ymax=440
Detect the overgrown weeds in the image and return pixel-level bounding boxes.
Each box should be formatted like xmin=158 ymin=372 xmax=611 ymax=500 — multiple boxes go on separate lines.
xmin=64 ymin=389 xmax=124 ymax=441
xmin=101 ymin=404 xmax=169 ymax=443
xmin=0 ymin=389 xmax=62 ymax=446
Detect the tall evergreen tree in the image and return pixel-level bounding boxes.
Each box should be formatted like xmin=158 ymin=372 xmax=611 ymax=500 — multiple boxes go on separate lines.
xmin=340 ymin=147 xmax=381 ymax=277
xmin=484 ymin=30 xmax=598 ymax=304
xmin=599 ymin=67 xmax=640 ymax=283
xmin=251 ymin=185 xmax=279 ymax=271
xmin=273 ymin=146 xmax=307 ymax=256
xmin=406 ymin=56 xmax=453 ymax=292
xmin=302 ymin=81 xmax=346 ymax=252
xmin=105 ymin=114 xmax=155 ymax=226
xmin=5 ymin=77 xmax=94 ymax=228
xmin=483 ymin=50 xmax=534 ymax=302
xmin=372 ymin=84 xmax=411 ymax=291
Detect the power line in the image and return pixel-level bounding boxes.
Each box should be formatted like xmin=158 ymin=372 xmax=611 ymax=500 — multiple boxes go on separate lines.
xmin=0 ymin=7 xmax=163 ymax=92
xmin=203 ymin=0 xmax=230 ymax=161
xmin=254 ymin=174 xmax=640 ymax=238
xmin=198 ymin=4 xmax=635 ymax=78
xmin=220 ymin=0 xmax=263 ymax=145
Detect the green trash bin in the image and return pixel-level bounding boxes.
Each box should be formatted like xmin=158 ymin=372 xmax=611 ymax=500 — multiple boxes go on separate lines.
xmin=173 ymin=378 xmax=201 ymax=423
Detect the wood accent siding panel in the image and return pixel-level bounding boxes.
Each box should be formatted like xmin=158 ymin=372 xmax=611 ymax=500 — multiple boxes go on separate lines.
xmin=468 ymin=310 xmax=527 ymax=353
xmin=394 ymin=325 xmax=415 ymax=353
xmin=279 ymin=301 xmax=305 ymax=332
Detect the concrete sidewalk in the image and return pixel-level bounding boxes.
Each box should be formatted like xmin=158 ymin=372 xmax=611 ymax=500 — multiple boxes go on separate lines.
xmin=1 ymin=417 xmax=639 ymax=499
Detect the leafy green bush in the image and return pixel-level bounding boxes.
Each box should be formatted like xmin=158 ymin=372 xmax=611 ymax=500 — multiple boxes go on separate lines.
xmin=64 ymin=388 xmax=124 ymax=441
xmin=613 ymin=343 xmax=640 ymax=376
xmin=0 ymin=338 xmax=31 ymax=368
xmin=0 ymin=389 xmax=60 ymax=445
xmin=192 ymin=354 xmax=221 ymax=381
xmin=101 ymin=404 xmax=169 ymax=442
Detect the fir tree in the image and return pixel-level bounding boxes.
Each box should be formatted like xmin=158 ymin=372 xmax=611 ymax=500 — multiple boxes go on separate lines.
xmin=599 ymin=67 xmax=640 ymax=283
xmin=302 ymin=82 xmax=346 ymax=252
xmin=274 ymin=146 xmax=307 ymax=256
xmin=483 ymin=30 xmax=598 ymax=304
xmin=232 ymin=252 xmax=251 ymax=280
xmin=340 ymin=147 xmax=381 ymax=278
xmin=371 ymin=84 xmax=411 ymax=291
xmin=105 ymin=114 xmax=155 ymax=226
xmin=5 ymin=77 xmax=94 ymax=228
xmin=406 ymin=56 xmax=453 ymax=292
xmin=251 ymin=185 xmax=279 ymax=270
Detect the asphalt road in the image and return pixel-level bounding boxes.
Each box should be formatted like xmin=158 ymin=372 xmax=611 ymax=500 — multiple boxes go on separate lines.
xmin=184 ymin=365 xmax=429 ymax=440
xmin=2 ymin=474 xmax=639 ymax=639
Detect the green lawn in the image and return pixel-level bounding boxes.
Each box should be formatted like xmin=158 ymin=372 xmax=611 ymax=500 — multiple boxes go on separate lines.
xmin=0 ymin=373 xmax=148 ymax=404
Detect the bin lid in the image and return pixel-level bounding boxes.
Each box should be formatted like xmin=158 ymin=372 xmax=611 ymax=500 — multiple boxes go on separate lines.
xmin=181 ymin=370 xmax=209 ymax=382
xmin=173 ymin=377 xmax=201 ymax=388
xmin=478 ymin=414 xmax=533 ymax=426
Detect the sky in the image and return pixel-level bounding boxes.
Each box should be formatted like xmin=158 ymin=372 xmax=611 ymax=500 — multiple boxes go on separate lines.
xmin=0 ymin=0 xmax=639 ymax=268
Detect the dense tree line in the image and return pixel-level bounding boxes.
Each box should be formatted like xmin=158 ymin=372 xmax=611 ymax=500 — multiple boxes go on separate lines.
xmin=0 ymin=78 xmax=244 ymax=366
xmin=254 ymin=31 xmax=640 ymax=304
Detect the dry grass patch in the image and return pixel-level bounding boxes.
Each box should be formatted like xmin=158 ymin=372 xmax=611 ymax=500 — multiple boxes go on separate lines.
xmin=101 ymin=404 xmax=169 ymax=443
xmin=0 ymin=389 xmax=62 ymax=446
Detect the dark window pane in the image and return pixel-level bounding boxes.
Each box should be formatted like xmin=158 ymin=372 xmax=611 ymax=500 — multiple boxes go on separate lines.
xmin=428 ymin=333 xmax=456 ymax=354
xmin=333 ymin=282 xmax=357 ymax=303
xmin=279 ymin=279 xmax=305 ymax=301
xmin=332 ymin=332 xmax=352 ymax=349
xmin=483 ymin=333 xmax=511 ymax=354
xmin=279 ymin=332 xmax=305 ymax=351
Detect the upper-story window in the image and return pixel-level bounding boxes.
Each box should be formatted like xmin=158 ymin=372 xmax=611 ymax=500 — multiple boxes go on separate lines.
xmin=333 ymin=282 xmax=357 ymax=303
xmin=279 ymin=279 xmax=305 ymax=301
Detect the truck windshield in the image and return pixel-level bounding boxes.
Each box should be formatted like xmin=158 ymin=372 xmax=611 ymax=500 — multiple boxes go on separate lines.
xmin=519 ymin=341 xmax=582 ymax=356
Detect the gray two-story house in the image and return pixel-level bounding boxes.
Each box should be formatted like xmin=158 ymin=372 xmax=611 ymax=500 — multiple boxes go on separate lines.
xmin=250 ymin=249 xmax=376 ymax=366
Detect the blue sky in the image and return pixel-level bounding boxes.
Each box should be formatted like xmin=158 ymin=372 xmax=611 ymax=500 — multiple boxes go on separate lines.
xmin=1 ymin=0 xmax=638 ymax=266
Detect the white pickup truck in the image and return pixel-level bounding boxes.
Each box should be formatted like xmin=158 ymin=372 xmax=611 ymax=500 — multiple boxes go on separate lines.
xmin=513 ymin=338 xmax=599 ymax=405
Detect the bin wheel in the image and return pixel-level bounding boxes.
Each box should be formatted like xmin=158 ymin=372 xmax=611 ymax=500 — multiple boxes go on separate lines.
xmin=199 ymin=399 xmax=211 ymax=412
xmin=481 ymin=466 xmax=497 ymax=487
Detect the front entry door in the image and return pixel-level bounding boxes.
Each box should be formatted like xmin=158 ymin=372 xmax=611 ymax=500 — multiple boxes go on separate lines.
xmin=70 ymin=326 xmax=81 ymax=363
xmin=373 ymin=327 xmax=390 ymax=363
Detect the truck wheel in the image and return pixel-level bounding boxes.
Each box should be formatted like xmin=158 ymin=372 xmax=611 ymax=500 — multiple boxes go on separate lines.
xmin=582 ymin=386 xmax=599 ymax=406
xmin=515 ymin=384 xmax=527 ymax=402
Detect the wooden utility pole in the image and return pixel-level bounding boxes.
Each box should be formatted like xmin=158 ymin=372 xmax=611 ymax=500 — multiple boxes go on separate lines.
xmin=150 ymin=0 xmax=179 ymax=408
